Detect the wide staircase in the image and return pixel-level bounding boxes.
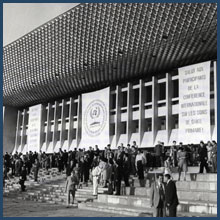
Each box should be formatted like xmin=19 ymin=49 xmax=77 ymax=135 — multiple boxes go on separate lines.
xmin=3 ymin=167 xmax=217 ymax=217
xmin=3 ymin=168 xmax=103 ymax=205
xmin=78 ymin=169 xmax=217 ymax=217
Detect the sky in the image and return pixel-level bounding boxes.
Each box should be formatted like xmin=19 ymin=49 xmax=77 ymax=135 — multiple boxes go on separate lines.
xmin=3 ymin=3 xmax=79 ymax=46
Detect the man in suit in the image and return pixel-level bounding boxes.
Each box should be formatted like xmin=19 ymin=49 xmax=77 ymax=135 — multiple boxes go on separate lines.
xmin=150 ymin=174 xmax=165 ymax=217
xmin=199 ymin=141 xmax=210 ymax=173
xmin=164 ymin=174 xmax=179 ymax=217
xmin=65 ymin=170 xmax=79 ymax=206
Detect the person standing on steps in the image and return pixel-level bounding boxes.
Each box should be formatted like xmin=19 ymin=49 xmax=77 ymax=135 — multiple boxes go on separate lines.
xmin=177 ymin=146 xmax=187 ymax=181
xmin=92 ymin=165 xmax=102 ymax=196
xmin=19 ymin=165 xmax=27 ymax=192
xmin=198 ymin=141 xmax=210 ymax=173
xmin=33 ymin=159 xmax=40 ymax=182
xmin=164 ymin=174 xmax=179 ymax=217
xmin=150 ymin=174 xmax=166 ymax=217
xmin=65 ymin=170 xmax=79 ymax=207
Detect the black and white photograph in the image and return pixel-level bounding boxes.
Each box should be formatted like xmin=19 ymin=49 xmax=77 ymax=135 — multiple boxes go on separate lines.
xmin=3 ymin=2 xmax=217 ymax=217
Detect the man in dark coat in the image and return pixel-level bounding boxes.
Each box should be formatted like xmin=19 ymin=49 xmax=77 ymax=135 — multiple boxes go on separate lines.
xmin=123 ymin=154 xmax=130 ymax=187
xmin=113 ymin=158 xmax=123 ymax=195
xmin=63 ymin=150 xmax=69 ymax=170
xmin=19 ymin=166 xmax=27 ymax=192
xmin=164 ymin=174 xmax=179 ymax=217
xmin=198 ymin=141 xmax=209 ymax=173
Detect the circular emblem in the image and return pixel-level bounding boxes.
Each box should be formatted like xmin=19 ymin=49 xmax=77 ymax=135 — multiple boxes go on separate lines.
xmin=84 ymin=99 xmax=107 ymax=137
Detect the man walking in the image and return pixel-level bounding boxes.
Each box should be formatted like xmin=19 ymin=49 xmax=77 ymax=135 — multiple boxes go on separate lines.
xmin=150 ymin=174 xmax=165 ymax=217
xmin=164 ymin=174 xmax=179 ymax=217
xmin=65 ymin=170 xmax=79 ymax=206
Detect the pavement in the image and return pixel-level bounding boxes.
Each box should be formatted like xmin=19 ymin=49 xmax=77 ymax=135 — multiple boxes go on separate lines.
xmin=3 ymin=196 xmax=126 ymax=217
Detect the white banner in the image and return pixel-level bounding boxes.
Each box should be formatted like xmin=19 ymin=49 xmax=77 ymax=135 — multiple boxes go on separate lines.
xmin=81 ymin=87 xmax=110 ymax=150
xmin=178 ymin=61 xmax=211 ymax=144
xmin=27 ymin=104 xmax=42 ymax=153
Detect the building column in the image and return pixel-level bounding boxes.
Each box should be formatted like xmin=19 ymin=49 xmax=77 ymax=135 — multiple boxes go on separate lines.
xmin=139 ymin=79 xmax=145 ymax=147
xmin=60 ymin=99 xmax=66 ymax=149
xmin=20 ymin=109 xmax=27 ymax=153
xmin=152 ymin=76 xmax=159 ymax=145
xmin=52 ymin=101 xmax=59 ymax=151
xmin=127 ymin=82 xmax=132 ymax=145
xmin=76 ymin=95 xmax=82 ymax=148
xmin=214 ymin=61 xmax=217 ymax=141
xmin=45 ymin=103 xmax=52 ymax=151
xmin=115 ymin=85 xmax=121 ymax=147
xmin=166 ymin=73 xmax=172 ymax=145
xmin=68 ymin=97 xmax=74 ymax=149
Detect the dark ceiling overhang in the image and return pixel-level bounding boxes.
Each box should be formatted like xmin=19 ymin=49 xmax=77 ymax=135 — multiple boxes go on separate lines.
xmin=3 ymin=3 xmax=217 ymax=108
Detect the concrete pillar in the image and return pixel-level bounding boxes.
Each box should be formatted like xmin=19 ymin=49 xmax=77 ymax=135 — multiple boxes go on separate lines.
xmin=3 ymin=106 xmax=18 ymax=154
xmin=20 ymin=109 xmax=27 ymax=153
xmin=76 ymin=95 xmax=82 ymax=148
xmin=214 ymin=61 xmax=217 ymax=141
xmin=115 ymin=85 xmax=121 ymax=147
xmin=14 ymin=110 xmax=22 ymax=153
xmin=166 ymin=73 xmax=172 ymax=145
xmin=68 ymin=97 xmax=74 ymax=149
xmin=60 ymin=99 xmax=66 ymax=149
xmin=52 ymin=101 xmax=59 ymax=150
xmin=152 ymin=76 xmax=159 ymax=145
xmin=127 ymin=82 xmax=132 ymax=145
xmin=45 ymin=103 xmax=52 ymax=151
xmin=139 ymin=79 xmax=145 ymax=147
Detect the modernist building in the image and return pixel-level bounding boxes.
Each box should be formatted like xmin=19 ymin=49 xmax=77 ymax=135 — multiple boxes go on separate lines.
xmin=3 ymin=3 xmax=217 ymax=154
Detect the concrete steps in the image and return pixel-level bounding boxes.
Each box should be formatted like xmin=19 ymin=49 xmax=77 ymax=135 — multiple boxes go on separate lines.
xmin=125 ymin=186 xmax=217 ymax=202
xmin=78 ymin=202 xmax=216 ymax=217
xmin=78 ymin=173 xmax=217 ymax=217
xmin=93 ymin=194 xmax=217 ymax=216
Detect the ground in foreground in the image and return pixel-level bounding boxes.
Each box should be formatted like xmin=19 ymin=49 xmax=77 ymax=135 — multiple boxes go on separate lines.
xmin=3 ymin=196 xmax=126 ymax=217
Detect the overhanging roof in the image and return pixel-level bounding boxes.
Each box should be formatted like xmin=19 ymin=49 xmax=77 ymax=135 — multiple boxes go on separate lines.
xmin=3 ymin=3 xmax=217 ymax=108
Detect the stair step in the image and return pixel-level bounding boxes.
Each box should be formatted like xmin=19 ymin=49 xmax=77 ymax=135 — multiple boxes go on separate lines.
xmin=97 ymin=194 xmax=217 ymax=215
xmin=79 ymin=202 xmax=216 ymax=217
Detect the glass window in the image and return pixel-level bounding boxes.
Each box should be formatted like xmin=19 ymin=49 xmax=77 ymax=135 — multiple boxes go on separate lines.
xmin=73 ymin=129 xmax=77 ymax=139
xmin=133 ymin=88 xmax=139 ymax=105
xmin=111 ymin=94 xmax=116 ymax=109
xmin=121 ymin=91 xmax=127 ymax=107
xmin=159 ymin=83 xmax=166 ymax=100
xmin=145 ymin=86 xmax=152 ymax=103
xmin=144 ymin=118 xmax=152 ymax=132
xmin=172 ymin=115 xmax=179 ymax=129
xmin=131 ymin=120 xmax=139 ymax=133
xmin=110 ymin=123 xmax=115 ymax=135
xmin=73 ymin=103 xmax=78 ymax=116
xmin=172 ymin=80 xmax=179 ymax=98
xmin=120 ymin=122 xmax=127 ymax=134
xmin=158 ymin=116 xmax=166 ymax=130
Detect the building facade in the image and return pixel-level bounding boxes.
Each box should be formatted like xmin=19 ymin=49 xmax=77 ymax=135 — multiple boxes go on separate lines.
xmin=3 ymin=60 xmax=216 ymax=153
xmin=3 ymin=3 xmax=217 ymax=153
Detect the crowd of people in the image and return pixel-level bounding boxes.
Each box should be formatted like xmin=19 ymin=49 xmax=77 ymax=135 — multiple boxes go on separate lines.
xmin=3 ymin=140 xmax=217 ymax=197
